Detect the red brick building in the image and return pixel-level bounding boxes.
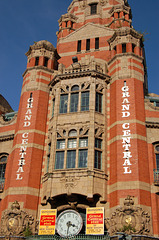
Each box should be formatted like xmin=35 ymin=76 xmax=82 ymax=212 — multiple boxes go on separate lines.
xmin=0 ymin=0 xmax=159 ymax=237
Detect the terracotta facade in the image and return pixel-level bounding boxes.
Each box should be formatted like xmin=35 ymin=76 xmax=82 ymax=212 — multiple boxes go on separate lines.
xmin=0 ymin=0 xmax=159 ymax=237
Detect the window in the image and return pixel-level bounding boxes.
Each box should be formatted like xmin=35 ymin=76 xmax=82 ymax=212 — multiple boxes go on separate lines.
xmin=79 ymin=150 xmax=87 ymax=168
xmin=122 ymin=43 xmax=126 ymax=53
xmin=155 ymin=145 xmax=159 ymax=170
xmin=95 ymin=38 xmax=99 ymax=50
xmin=44 ymin=57 xmax=49 ymax=67
xmin=90 ymin=3 xmax=97 ymax=15
xmin=70 ymin=93 xmax=79 ymax=112
xmin=52 ymin=99 xmax=55 ymax=118
xmin=59 ymin=94 xmax=68 ymax=113
xmin=81 ymin=92 xmax=89 ymax=111
xmin=132 ymin=44 xmax=136 ymax=53
xmin=86 ymin=39 xmax=90 ymax=51
xmin=55 ymin=129 xmax=88 ymax=170
xmin=55 ymin=151 xmax=64 ymax=169
xmin=47 ymin=143 xmax=51 ymax=172
xmin=0 ymin=155 xmax=8 ymax=179
xmin=57 ymin=140 xmax=65 ymax=149
xmin=67 ymin=150 xmax=76 ymax=168
xmin=59 ymin=84 xmax=90 ymax=114
xmin=77 ymin=40 xmax=82 ymax=52
xmin=94 ymin=138 xmax=102 ymax=169
xmin=96 ymin=92 xmax=102 ymax=113
xmin=35 ymin=57 xmax=39 ymax=66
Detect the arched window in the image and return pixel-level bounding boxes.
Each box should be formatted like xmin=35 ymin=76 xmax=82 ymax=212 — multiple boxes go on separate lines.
xmin=0 ymin=154 xmax=8 ymax=180
xmin=155 ymin=145 xmax=159 ymax=170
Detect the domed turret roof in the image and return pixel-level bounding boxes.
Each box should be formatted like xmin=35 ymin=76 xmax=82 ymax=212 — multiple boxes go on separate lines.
xmin=26 ymin=40 xmax=56 ymax=56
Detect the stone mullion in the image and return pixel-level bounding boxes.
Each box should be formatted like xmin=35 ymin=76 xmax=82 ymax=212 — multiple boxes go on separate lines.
xmin=49 ymin=87 xmax=60 ymax=172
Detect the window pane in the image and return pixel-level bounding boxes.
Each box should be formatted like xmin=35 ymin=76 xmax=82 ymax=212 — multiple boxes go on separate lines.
xmin=79 ymin=150 xmax=87 ymax=168
xmin=52 ymin=99 xmax=55 ymax=117
xmin=0 ymin=164 xmax=6 ymax=178
xmin=79 ymin=138 xmax=88 ymax=147
xmin=70 ymin=93 xmax=79 ymax=112
xmin=0 ymin=156 xmax=7 ymax=163
xmin=69 ymin=130 xmax=77 ymax=137
xmin=91 ymin=4 xmax=97 ymax=15
xmin=156 ymin=154 xmax=159 ymax=170
xmin=59 ymin=94 xmax=68 ymax=113
xmin=96 ymin=92 xmax=102 ymax=113
xmin=68 ymin=139 xmax=77 ymax=148
xmin=55 ymin=151 xmax=64 ymax=169
xmin=95 ymin=38 xmax=99 ymax=50
xmin=77 ymin=40 xmax=81 ymax=52
xmin=94 ymin=150 xmax=102 ymax=169
xmin=95 ymin=138 xmax=102 ymax=149
xmin=86 ymin=39 xmax=90 ymax=51
xmin=81 ymin=92 xmax=89 ymax=111
xmin=71 ymin=85 xmax=79 ymax=91
xmin=57 ymin=140 xmax=65 ymax=149
xmin=67 ymin=151 xmax=76 ymax=168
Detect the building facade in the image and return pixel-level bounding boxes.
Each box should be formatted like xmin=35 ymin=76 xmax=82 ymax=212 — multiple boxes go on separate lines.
xmin=0 ymin=0 xmax=159 ymax=237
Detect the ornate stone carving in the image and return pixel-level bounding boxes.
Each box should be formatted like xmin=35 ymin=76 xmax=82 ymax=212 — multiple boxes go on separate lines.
xmin=60 ymin=176 xmax=80 ymax=195
xmin=100 ymin=0 xmax=108 ymax=6
xmin=0 ymin=201 xmax=34 ymax=236
xmin=105 ymin=196 xmax=151 ymax=235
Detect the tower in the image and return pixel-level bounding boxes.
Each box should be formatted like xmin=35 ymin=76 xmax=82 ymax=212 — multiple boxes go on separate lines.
xmin=0 ymin=40 xmax=59 ymax=231
xmin=0 ymin=0 xmax=159 ymax=237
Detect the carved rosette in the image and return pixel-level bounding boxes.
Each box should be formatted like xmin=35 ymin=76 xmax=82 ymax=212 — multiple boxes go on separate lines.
xmin=0 ymin=201 xmax=34 ymax=236
xmin=105 ymin=196 xmax=151 ymax=235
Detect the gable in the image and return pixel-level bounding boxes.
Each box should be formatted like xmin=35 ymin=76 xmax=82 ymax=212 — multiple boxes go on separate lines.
xmin=59 ymin=23 xmax=113 ymax=43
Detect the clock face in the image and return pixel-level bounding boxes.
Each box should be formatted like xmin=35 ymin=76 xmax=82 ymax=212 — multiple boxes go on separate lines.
xmin=56 ymin=210 xmax=83 ymax=237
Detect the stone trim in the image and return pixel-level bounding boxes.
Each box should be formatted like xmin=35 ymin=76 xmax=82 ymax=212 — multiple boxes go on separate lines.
xmin=0 ymin=134 xmax=14 ymax=142
xmin=146 ymin=121 xmax=159 ymax=129
xmin=50 ymin=70 xmax=110 ymax=86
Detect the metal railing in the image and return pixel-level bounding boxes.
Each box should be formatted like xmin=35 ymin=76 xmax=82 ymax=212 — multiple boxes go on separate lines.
xmin=27 ymin=233 xmax=110 ymax=240
xmin=153 ymin=169 xmax=159 ymax=185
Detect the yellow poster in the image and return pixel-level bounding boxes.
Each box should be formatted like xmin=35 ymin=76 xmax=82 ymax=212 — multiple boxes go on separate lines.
xmin=86 ymin=207 xmax=104 ymax=235
xmin=39 ymin=209 xmax=57 ymax=235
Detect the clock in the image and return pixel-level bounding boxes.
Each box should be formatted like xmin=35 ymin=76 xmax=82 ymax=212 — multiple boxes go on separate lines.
xmin=56 ymin=209 xmax=83 ymax=237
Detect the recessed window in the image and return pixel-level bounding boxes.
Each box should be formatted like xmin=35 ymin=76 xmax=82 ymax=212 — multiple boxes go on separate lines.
xmin=55 ymin=129 xmax=88 ymax=170
xmin=59 ymin=84 xmax=90 ymax=114
xmin=86 ymin=39 xmax=90 ymax=51
xmin=95 ymin=38 xmax=99 ymax=50
xmin=132 ymin=44 xmax=136 ymax=53
xmin=44 ymin=57 xmax=49 ymax=67
xmin=57 ymin=140 xmax=65 ymax=149
xmin=67 ymin=150 xmax=76 ymax=168
xmin=81 ymin=92 xmax=89 ymax=111
xmin=0 ymin=155 xmax=8 ymax=180
xmin=90 ymin=3 xmax=97 ymax=15
xmin=35 ymin=57 xmax=39 ymax=66
xmin=122 ymin=43 xmax=127 ymax=53
xmin=156 ymin=154 xmax=159 ymax=170
xmin=55 ymin=151 xmax=64 ymax=169
xmin=59 ymin=94 xmax=68 ymax=114
xmin=95 ymin=92 xmax=103 ymax=113
xmin=77 ymin=40 xmax=82 ymax=52
xmin=79 ymin=150 xmax=87 ymax=168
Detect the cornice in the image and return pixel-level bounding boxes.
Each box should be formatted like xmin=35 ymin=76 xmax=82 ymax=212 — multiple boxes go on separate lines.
xmin=107 ymin=27 xmax=143 ymax=44
xmin=49 ymin=70 xmax=110 ymax=87
xmin=108 ymin=52 xmax=143 ymax=65
xmin=23 ymin=66 xmax=55 ymax=77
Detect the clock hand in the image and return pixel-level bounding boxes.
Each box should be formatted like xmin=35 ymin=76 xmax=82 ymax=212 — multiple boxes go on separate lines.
xmin=66 ymin=221 xmax=72 ymax=236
